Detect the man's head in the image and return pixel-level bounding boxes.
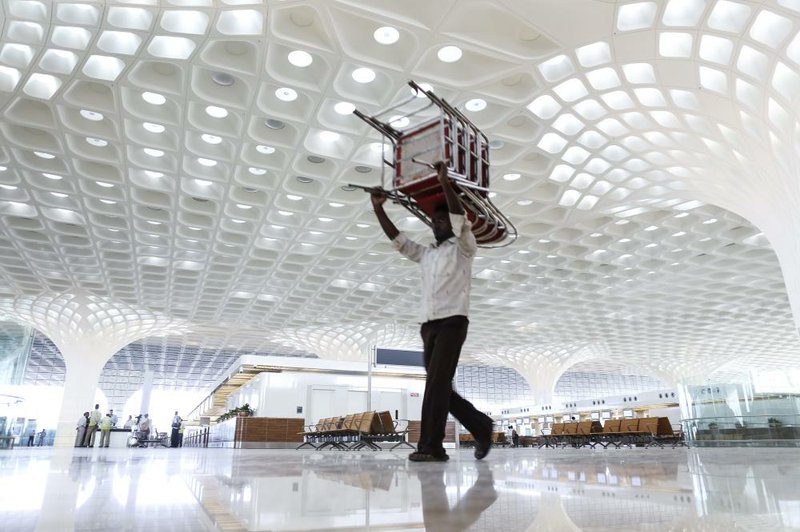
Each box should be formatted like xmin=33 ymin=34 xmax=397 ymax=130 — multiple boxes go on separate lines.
xmin=432 ymin=204 xmax=453 ymax=244
xmin=94 ymin=404 xmax=99 ymax=409
xmin=175 ymin=411 xmax=179 ymax=415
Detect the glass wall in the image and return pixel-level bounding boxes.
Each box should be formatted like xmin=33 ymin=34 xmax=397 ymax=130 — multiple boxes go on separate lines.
xmin=679 ymin=369 xmax=800 ymax=447
xmin=0 ymin=322 xmax=34 ymax=385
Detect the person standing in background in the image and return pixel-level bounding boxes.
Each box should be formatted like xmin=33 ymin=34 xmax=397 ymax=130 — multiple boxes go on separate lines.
xmin=37 ymin=429 xmax=46 ymax=446
xmin=109 ymin=409 xmax=118 ymax=428
xmin=83 ymin=404 xmax=102 ymax=447
xmin=123 ymin=415 xmax=134 ymax=429
xmin=170 ymin=411 xmax=182 ymax=448
xmin=27 ymin=430 xmax=35 ymax=447
xmin=75 ymin=412 xmax=88 ymax=447
xmin=178 ymin=420 xmax=185 ymax=448
xmin=99 ymin=413 xmax=113 ymax=448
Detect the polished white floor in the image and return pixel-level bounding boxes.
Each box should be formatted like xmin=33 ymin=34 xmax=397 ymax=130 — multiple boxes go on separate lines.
xmin=1 ymin=446 xmax=799 ymax=531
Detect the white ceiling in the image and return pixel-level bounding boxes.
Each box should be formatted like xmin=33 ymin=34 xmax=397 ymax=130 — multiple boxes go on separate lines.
xmin=1 ymin=0 xmax=799 ymax=398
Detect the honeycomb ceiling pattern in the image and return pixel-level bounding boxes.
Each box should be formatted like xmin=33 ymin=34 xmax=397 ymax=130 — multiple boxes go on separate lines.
xmin=1 ymin=0 xmax=800 ymax=398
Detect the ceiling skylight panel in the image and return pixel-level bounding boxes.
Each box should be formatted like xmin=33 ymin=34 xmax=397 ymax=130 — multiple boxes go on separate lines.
xmin=553 ymin=78 xmax=588 ymax=102
xmin=562 ymin=146 xmax=591 ymax=164
xmin=634 ymin=88 xmax=667 ymax=106
xmin=537 ymin=55 xmax=575 ymax=82
xmin=699 ymin=34 xmax=733 ymax=64
xmin=8 ymin=21 xmax=44 ymax=44
xmin=1 ymin=43 xmax=35 ymax=68
xmin=148 ymin=36 xmax=196 ymax=59
xmin=537 ymin=132 xmax=568 ymax=153
xmin=573 ymin=99 xmax=607 ymax=120
xmin=578 ymin=131 xmax=609 ymax=149
xmin=39 ymin=49 xmax=79 ymax=74
xmin=622 ymin=63 xmax=656 ymax=84
xmin=107 ymin=7 xmax=153 ymax=31
xmin=161 ymin=10 xmax=209 ymax=35
xmin=527 ymin=95 xmax=562 ymax=119
xmin=736 ymin=45 xmax=769 ymax=81
xmin=558 ymin=189 xmax=582 ymax=207
xmin=97 ymin=31 xmax=142 ymax=55
xmin=662 ymin=0 xmax=707 ymax=26
xmin=596 ymin=118 xmax=629 ymax=136
xmin=601 ymin=90 xmax=635 ymax=110
xmin=23 ymin=73 xmax=62 ymax=99
xmin=51 ymin=25 xmax=92 ymax=49
xmin=659 ymin=32 xmax=693 ymax=57
xmin=771 ymin=61 xmax=800 ymax=101
xmin=216 ymin=10 xmax=263 ymax=35
xmin=707 ymin=1 xmax=752 ymax=33
xmin=575 ymin=41 xmax=611 ymax=67
xmin=0 ymin=66 xmax=22 ymax=91
xmin=749 ymin=10 xmax=792 ymax=48
xmin=617 ymin=2 xmax=658 ymax=31
xmin=586 ymin=67 xmax=621 ymax=90
xmin=82 ymin=55 xmax=125 ymax=81
xmin=549 ymin=164 xmax=575 ymax=183
xmin=56 ymin=3 xmax=100 ymax=25
xmin=699 ymin=66 xmax=728 ymax=93
xmin=551 ymin=113 xmax=585 ymax=135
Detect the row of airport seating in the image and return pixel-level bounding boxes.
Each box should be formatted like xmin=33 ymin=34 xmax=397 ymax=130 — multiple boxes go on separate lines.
xmin=459 ymin=431 xmax=510 ymax=447
xmin=296 ymin=411 xmax=415 ymax=451
xmin=536 ymin=417 xmax=684 ymax=449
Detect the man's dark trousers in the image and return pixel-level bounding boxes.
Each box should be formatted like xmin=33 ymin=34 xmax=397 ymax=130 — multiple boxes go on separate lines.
xmin=417 ymin=315 xmax=492 ymax=455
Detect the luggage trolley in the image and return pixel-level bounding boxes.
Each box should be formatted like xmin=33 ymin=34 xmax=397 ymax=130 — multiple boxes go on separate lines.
xmin=352 ymin=81 xmax=517 ymax=247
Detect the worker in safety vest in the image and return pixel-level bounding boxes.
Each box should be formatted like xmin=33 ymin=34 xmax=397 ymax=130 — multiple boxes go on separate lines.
xmin=99 ymin=414 xmax=113 ymax=448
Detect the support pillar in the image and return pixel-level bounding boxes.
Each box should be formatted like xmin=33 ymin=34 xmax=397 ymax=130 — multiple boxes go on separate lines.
xmin=140 ymin=369 xmax=154 ymax=416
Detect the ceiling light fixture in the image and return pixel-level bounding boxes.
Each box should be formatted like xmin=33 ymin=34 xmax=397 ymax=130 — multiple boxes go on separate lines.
xmin=144 ymin=148 xmax=164 ymax=157
xmin=465 ymin=98 xmax=487 ymax=111
xmin=143 ymin=122 xmax=165 ymax=133
xmin=352 ymin=67 xmax=376 ymax=83
xmin=503 ymin=173 xmax=521 ymax=181
xmin=287 ymin=50 xmax=313 ymax=67
xmin=256 ymin=144 xmax=275 ymax=154
xmin=437 ymin=45 xmax=463 ymax=63
xmin=248 ymin=167 xmax=266 ymax=175
xmin=264 ymin=118 xmax=285 ymax=130
xmin=374 ymin=26 xmax=400 ymax=44
xmin=80 ymin=109 xmax=104 ymax=121
xmin=334 ymin=102 xmax=355 ymax=115
xmin=34 ymin=151 xmax=55 ymax=159
xmin=201 ymin=134 xmax=222 ymax=144
xmin=197 ymin=157 xmax=217 ymax=167
xmin=86 ymin=137 xmax=108 ymax=147
xmin=275 ymin=87 xmax=298 ymax=102
xmin=205 ymin=105 xmax=228 ymax=118
xmin=43 ymin=173 xmax=62 ymax=180
xmin=320 ymin=130 xmax=340 ymax=142
xmin=142 ymin=91 xmax=166 ymax=105
xmin=211 ymin=72 xmax=235 ymax=86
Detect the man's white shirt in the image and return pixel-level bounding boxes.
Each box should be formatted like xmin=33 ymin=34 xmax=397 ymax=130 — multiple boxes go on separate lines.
xmin=392 ymin=213 xmax=477 ymax=323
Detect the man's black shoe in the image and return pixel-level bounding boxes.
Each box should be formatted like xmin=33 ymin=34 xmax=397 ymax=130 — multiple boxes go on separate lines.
xmin=474 ymin=428 xmax=492 ymax=460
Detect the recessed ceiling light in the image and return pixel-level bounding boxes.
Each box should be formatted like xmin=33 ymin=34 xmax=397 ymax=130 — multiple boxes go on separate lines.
xmin=0 ymin=184 xmax=16 ymax=190
xmin=248 ymin=167 xmax=266 ymax=175
xmin=264 ymin=119 xmax=285 ymax=130
xmin=142 ymin=91 xmax=166 ymax=105
xmin=465 ymin=98 xmax=487 ymax=112
xmin=275 ymin=87 xmax=298 ymax=102
xmin=318 ymin=217 xmax=332 ymax=222
xmin=80 ymin=109 xmax=104 ymax=121
xmin=143 ymin=122 xmax=165 ymax=133
xmin=296 ymin=176 xmax=314 ymax=184
xmin=201 ymin=134 xmax=222 ymax=144
xmin=287 ymin=194 xmax=302 ymax=201
xmin=345 ymin=236 xmax=358 ymax=241
xmin=278 ymin=210 xmax=293 ymax=216
xmin=374 ymin=26 xmax=399 ymax=45
xmin=256 ymin=144 xmax=275 ymax=154
xmin=307 ymin=155 xmax=325 ymax=164
xmin=357 ymin=223 xmax=370 ymax=228
xmin=144 ymin=171 xmax=164 ymax=178
xmin=43 ymin=173 xmax=62 ymax=180
xmin=197 ymin=157 xmax=217 ymax=167
xmin=503 ymin=173 xmax=521 ymax=181
xmin=437 ymin=45 xmax=463 ymax=63
xmin=236 ymin=204 xmax=252 ymax=209
xmin=231 ymin=219 xmax=246 ymax=224
xmin=96 ymin=181 xmax=114 ymax=188
xmin=147 ymin=220 xmax=161 ymax=225
xmin=352 ymin=67 xmax=376 ymax=83
xmin=144 ymin=148 xmax=164 ymax=157
xmin=354 ymin=166 xmax=372 ymax=174
xmin=34 ymin=151 xmax=55 ymax=159
xmin=320 ymin=130 xmax=340 ymax=142
xmin=334 ymin=101 xmax=355 ymax=115
xmin=211 ymin=72 xmax=235 ymax=86
xmin=51 ymin=192 xmax=68 ymax=198
xmin=287 ymin=50 xmax=313 ymax=67
xmin=100 ymin=199 xmax=117 ymax=204
xmin=205 ymin=105 xmax=228 ymax=118
xmin=329 ymin=202 xmax=343 ymax=208
xmin=86 ymin=137 xmax=108 ymax=147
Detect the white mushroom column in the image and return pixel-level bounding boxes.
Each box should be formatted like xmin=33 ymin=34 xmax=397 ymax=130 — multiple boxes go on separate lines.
xmin=0 ymin=292 xmax=190 ymax=447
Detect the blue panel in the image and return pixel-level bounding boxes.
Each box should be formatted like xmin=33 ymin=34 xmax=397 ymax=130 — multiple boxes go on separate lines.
xmin=376 ymin=348 xmax=424 ymax=367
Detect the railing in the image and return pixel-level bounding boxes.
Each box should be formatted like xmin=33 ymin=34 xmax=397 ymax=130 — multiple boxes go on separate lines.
xmin=681 ymin=415 xmax=800 ymax=447
xmin=183 ymin=427 xmax=209 ymax=448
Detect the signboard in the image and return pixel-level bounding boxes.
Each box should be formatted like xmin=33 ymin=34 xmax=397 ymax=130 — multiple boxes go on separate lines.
xmin=376 ymin=348 xmax=424 ymax=367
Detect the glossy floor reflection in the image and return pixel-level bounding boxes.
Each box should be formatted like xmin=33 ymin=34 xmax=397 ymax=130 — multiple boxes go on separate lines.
xmin=1 ymin=446 xmax=799 ymax=531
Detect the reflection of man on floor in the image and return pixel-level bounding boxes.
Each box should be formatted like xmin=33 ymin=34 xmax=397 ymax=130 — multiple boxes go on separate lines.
xmin=417 ymin=463 xmax=497 ymax=532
